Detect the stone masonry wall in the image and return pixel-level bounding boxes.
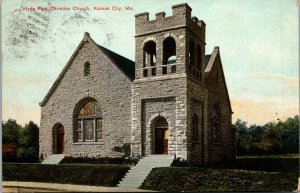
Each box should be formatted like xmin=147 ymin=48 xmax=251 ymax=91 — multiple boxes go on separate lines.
xmin=142 ymin=97 xmax=176 ymax=155
xmin=206 ymin=53 xmax=235 ymax=163
xmin=131 ymin=75 xmax=188 ymax=158
xmin=186 ymin=79 xmax=208 ymax=165
xmin=39 ymin=37 xmax=132 ymax=158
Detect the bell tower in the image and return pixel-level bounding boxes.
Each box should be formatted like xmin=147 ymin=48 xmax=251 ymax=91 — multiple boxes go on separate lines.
xmin=131 ymin=4 xmax=208 ymax=163
xmin=134 ymin=3 xmax=206 ymax=82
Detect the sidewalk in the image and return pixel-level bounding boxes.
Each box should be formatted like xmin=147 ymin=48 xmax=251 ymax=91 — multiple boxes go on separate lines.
xmin=2 ymin=181 xmax=155 ymax=192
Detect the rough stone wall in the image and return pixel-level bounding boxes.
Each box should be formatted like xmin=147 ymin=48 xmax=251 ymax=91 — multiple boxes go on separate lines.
xmin=131 ymin=76 xmax=188 ymax=158
xmin=135 ymin=29 xmax=187 ymax=79
xmin=39 ymin=38 xmax=132 ymax=158
xmin=132 ymin=3 xmax=209 ymax=161
xmin=206 ymin=54 xmax=235 ymax=163
xmin=186 ymin=79 xmax=208 ymax=165
xmin=142 ymin=97 xmax=176 ymax=155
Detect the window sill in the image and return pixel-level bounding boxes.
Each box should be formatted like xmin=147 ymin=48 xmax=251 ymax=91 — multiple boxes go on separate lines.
xmin=72 ymin=141 xmax=105 ymax=145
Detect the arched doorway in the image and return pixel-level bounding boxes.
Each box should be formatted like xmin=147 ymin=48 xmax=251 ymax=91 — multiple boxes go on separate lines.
xmin=153 ymin=117 xmax=168 ymax=154
xmin=53 ymin=124 xmax=65 ymax=154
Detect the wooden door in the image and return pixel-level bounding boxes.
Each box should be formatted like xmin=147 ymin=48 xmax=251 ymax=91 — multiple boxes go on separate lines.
xmin=155 ymin=128 xmax=168 ymax=154
xmin=56 ymin=132 xmax=64 ymax=154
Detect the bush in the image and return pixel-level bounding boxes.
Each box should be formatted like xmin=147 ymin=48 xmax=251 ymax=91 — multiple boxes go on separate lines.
xmin=60 ymin=155 xmax=139 ymax=165
xmin=112 ymin=143 xmax=131 ymax=157
xmin=3 ymin=163 xmax=129 ymax=187
xmin=171 ymin=157 xmax=189 ymax=167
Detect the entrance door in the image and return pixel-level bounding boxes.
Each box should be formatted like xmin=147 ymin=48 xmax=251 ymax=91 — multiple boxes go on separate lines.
xmin=154 ymin=117 xmax=168 ymax=154
xmin=56 ymin=126 xmax=64 ymax=154
xmin=155 ymin=128 xmax=168 ymax=154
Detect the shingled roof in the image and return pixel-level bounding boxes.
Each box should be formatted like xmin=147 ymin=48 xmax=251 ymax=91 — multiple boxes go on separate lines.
xmin=205 ymin=54 xmax=211 ymax=67
xmin=98 ymin=45 xmax=135 ymax=80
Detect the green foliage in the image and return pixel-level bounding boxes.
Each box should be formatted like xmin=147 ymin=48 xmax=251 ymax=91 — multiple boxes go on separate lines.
xmin=235 ymin=115 xmax=299 ymax=155
xmin=19 ymin=121 xmax=39 ymax=149
xmin=171 ymin=157 xmax=189 ymax=167
xmin=140 ymin=166 xmax=298 ymax=192
xmin=3 ymin=163 xmax=129 ymax=187
xmin=2 ymin=119 xmax=21 ymax=145
xmin=2 ymin=119 xmax=39 ymax=163
xmin=112 ymin=143 xmax=131 ymax=157
xmin=60 ymin=155 xmax=139 ymax=165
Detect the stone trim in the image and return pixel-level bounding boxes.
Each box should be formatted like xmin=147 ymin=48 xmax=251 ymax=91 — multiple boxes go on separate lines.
xmin=133 ymin=73 xmax=186 ymax=83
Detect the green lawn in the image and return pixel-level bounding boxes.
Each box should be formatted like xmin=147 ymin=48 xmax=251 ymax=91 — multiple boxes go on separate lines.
xmin=141 ymin=167 xmax=298 ymax=192
xmin=141 ymin=156 xmax=299 ymax=192
xmin=3 ymin=163 xmax=129 ymax=187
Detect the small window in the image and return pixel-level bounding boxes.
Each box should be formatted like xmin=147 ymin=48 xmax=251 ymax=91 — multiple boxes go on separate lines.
xmin=84 ymin=62 xmax=90 ymax=76
xmin=212 ymin=104 xmax=221 ymax=142
xmin=192 ymin=114 xmax=199 ymax=141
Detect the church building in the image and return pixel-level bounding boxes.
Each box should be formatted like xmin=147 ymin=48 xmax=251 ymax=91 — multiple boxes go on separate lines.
xmin=39 ymin=3 xmax=236 ymax=165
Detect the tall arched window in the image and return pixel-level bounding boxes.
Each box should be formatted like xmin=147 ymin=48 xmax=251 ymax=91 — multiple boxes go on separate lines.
xmin=143 ymin=41 xmax=156 ymax=77
xmin=197 ymin=45 xmax=202 ymax=80
xmin=75 ymin=100 xmax=103 ymax=142
xmin=212 ymin=104 xmax=221 ymax=142
xmin=84 ymin=62 xmax=90 ymax=76
xmin=192 ymin=114 xmax=199 ymax=141
xmin=189 ymin=40 xmax=195 ymax=66
xmin=197 ymin=45 xmax=202 ymax=70
xmin=189 ymin=40 xmax=195 ymax=75
xmin=163 ymin=37 xmax=176 ymax=74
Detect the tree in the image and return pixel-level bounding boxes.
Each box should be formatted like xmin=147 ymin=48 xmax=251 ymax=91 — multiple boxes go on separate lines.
xmin=2 ymin=119 xmax=22 ymax=161
xmin=2 ymin=119 xmax=21 ymax=145
xmin=19 ymin=121 xmax=39 ymax=149
xmin=18 ymin=121 xmax=39 ymax=162
xmin=2 ymin=119 xmax=40 ymax=163
xmin=235 ymin=115 xmax=299 ymax=155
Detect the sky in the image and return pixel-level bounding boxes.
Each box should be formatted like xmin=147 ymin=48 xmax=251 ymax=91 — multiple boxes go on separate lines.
xmin=2 ymin=0 xmax=299 ymax=126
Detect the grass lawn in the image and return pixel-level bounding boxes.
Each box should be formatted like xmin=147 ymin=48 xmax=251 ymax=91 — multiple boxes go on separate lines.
xmin=141 ymin=155 xmax=299 ymax=192
xmin=141 ymin=167 xmax=298 ymax=192
xmin=3 ymin=163 xmax=129 ymax=187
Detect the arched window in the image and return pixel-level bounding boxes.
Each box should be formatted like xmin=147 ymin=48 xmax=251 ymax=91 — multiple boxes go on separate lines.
xmin=84 ymin=62 xmax=90 ymax=76
xmin=192 ymin=114 xmax=199 ymax=141
xmin=197 ymin=45 xmax=202 ymax=80
xmin=163 ymin=37 xmax=176 ymax=74
xmin=143 ymin=41 xmax=156 ymax=77
xmin=189 ymin=40 xmax=195 ymax=67
xmin=212 ymin=104 xmax=221 ymax=142
xmin=75 ymin=100 xmax=102 ymax=142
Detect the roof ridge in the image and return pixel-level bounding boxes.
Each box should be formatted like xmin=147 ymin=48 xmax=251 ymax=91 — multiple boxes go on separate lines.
xmin=98 ymin=45 xmax=134 ymax=63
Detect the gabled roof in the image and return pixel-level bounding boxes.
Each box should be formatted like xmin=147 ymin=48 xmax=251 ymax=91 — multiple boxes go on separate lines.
xmin=205 ymin=54 xmax=211 ymax=68
xmin=204 ymin=47 xmax=233 ymax=113
xmin=39 ymin=32 xmax=135 ymax=106
xmin=97 ymin=45 xmax=135 ymax=80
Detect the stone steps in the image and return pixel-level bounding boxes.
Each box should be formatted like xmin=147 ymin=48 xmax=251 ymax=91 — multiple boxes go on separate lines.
xmin=42 ymin=154 xmax=65 ymax=164
xmin=117 ymin=155 xmax=174 ymax=188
